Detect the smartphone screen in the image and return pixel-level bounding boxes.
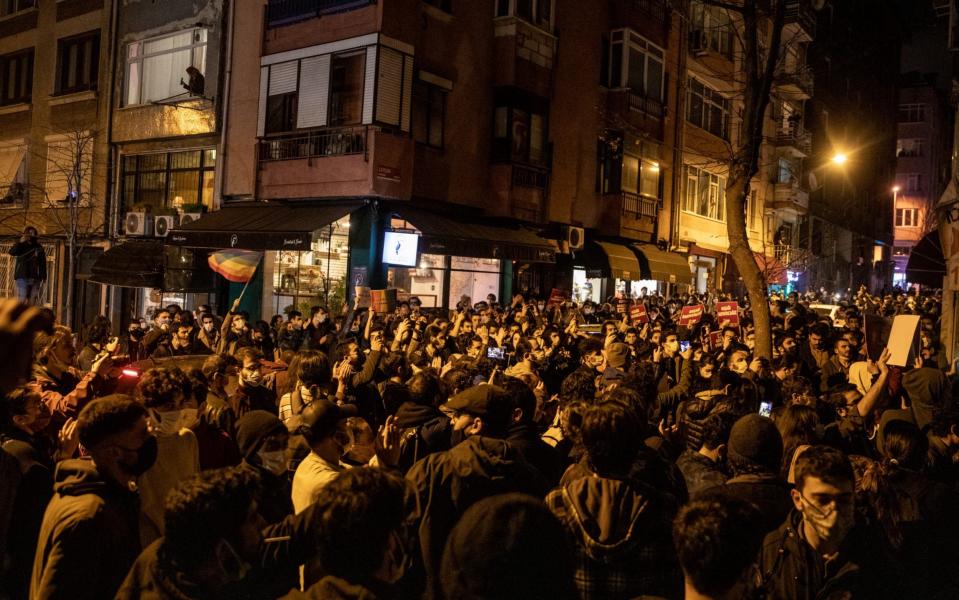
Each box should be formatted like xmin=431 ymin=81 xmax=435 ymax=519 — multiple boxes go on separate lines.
xmin=679 ymin=341 xmax=691 ymax=352
xmin=759 ymin=401 xmax=773 ymax=418
xmin=487 ymin=347 xmax=505 ymax=360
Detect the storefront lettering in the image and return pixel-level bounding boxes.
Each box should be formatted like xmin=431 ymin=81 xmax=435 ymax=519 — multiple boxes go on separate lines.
xmin=283 ymin=238 xmax=305 ymax=247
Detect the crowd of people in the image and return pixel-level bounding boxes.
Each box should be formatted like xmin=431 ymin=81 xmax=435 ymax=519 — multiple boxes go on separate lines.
xmin=1 ymin=286 xmax=958 ymax=600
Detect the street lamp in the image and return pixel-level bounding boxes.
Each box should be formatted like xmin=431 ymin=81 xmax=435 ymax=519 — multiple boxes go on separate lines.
xmin=831 ymin=152 xmax=848 ymax=166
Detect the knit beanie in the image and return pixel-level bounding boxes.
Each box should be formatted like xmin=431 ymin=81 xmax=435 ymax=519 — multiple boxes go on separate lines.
xmin=605 ymin=342 xmax=630 ymax=369
xmin=235 ymin=410 xmax=287 ymax=461
xmin=727 ymin=414 xmax=782 ymax=474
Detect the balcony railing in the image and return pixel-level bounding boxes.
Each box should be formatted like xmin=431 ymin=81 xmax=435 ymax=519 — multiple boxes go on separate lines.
xmin=620 ymin=191 xmax=658 ymax=219
xmin=628 ymin=0 xmax=668 ymax=23
xmin=774 ymin=65 xmax=814 ymax=96
xmin=258 ymin=126 xmax=367 ymax=162
xmin=266 ymin=0 xmax=373 ymax=27
xmin=774 ymin=128 xmax=812 ymax=155
xmin=512 ymin=164 xmax=550 ymax=190
xmin=627 ymin=91 xmax=666 ymax=119
xmin=783 ymin=0 xmax=816 ymax=39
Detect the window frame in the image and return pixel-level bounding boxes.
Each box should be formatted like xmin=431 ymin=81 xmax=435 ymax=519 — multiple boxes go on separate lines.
xmin=690 ymin=0 xmax=733 ymax=58
xmin=327 ymin=50 xmax=367 ymax=128
xmin=905 ymin=173 xmax=922 ymax=193
xmin=683 ymin=164 xmax=726 ymax=221
xmin=492 ymin=95 xmax=549 ymax=166
xmin=56 ymin=31 xmax=100 ymax=96
xmin=0 ymin=0 xmax=34 ymax=17
xmin=895 ymin=207 xmax=918 ymax=228
xmin=686 ymin=77 xmax=730 ymax=140
xmin=0 ymin=49 xmax=33 ymax=107
xmin=124 ymin=28 xmax=208 ymax=107
xmin=897 ymin=103 xmax=925 ymax=123
xmin=413 ymin=80 xmax=447 ymax=149
xmin=896 ymin=138 xmax=923 ymax=158
xmin=608 ymin=29 xmax=665 ymax=103
xmin=43 ymin=134 xmax=94 ymax=207
xmin=120 ymin=149 xmax=216 ymax=214
xmin=493 ymin=0 xmax=554 ymax=31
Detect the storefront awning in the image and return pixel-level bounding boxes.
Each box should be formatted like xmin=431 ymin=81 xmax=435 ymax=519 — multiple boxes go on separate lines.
xmin=905 ymin=231 xmax=945 ymax=287
xmin=168 ymin=200 xmax=364 ymax=250
xmin=89 ymin=240 xmax=165 ymax=288
xmin=633 ymin=244 xmax=692 ymax=284
xmin=583 ymin=241 xmax=643 ymax=281
xmin=395 ymin=206 xmax=555 ymax=263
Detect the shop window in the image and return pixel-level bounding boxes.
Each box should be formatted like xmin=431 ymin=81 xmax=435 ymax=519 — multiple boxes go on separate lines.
xmin=448 ymin=257 xmax=501 ymax=308
xmin=56 ymin=32 xmax=100 ymax=95
xmin=125 ymin=28 xmax=207 ymax=106
xmin=1 ymin=49 xmax=33 ymax=106
xmin=271 ymin=216 xmax=351 ymax=315
xmin=388 ymin=253 xmax=446 ymax=308
xmin=121 ymin=149 xmax=216 ymax=213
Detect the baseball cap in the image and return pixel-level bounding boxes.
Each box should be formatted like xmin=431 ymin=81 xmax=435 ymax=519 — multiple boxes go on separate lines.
xmin=442 ymin=384 xmax=511 ymax=430
xmin=297 ymin=399 xmax=358 ymax=441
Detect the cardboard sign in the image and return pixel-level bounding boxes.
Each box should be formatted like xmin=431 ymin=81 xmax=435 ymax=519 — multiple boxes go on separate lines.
xmin=886 ymin=315 xmax=920 ymax=367
xmin=708 ymin=330 xmax=724 ymax=351
xmin=547 ymin=288 xmax=567 ymax=308
xmin=630 ymin=304 xmax=649 ymax=325
xmin=616 ymin=298 xmax=628 ymax=314
xmin=864 ymin=314 xmax=893 ymax=362
xmin=716 ymin=301 xmax=740 ymax=327
xmin=354 ymin=286 xmax=371 ymax=309
xmin=678 ymin=304 xmax=705 ymax=327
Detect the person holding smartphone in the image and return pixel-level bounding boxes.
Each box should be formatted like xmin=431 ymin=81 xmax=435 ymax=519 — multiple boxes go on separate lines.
xmin=77 ymin=317 xmax=121 ymax=372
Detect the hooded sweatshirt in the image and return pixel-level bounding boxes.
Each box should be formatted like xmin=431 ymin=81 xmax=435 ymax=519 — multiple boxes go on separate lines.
xmin=901 ymin=367 xmax=952 ymax=431
xmin=31 ymin=457 xmax=141 ymax=600
xmin=546 ymin=474 xmax=681 ymax=600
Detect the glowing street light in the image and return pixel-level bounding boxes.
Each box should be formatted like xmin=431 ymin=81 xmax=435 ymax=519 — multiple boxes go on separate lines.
xmin=831 ymin=153 xmax=848 ymax=166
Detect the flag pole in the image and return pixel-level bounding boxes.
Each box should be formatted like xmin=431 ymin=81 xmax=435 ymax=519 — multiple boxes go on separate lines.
xmin=234 ymin=253 xmax=263 ymax=305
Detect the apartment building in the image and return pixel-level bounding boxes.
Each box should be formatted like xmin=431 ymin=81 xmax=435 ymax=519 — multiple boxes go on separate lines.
xmin=0 ymin=0 xmax=112 ymax=325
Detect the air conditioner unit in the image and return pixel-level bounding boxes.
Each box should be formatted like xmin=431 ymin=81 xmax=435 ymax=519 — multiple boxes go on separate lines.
xmin=564 ymin=226 xmax=585 ymax=251
xmin=178 ymin=212 xmax=202 ymax=226
xmin=153 ymin=215 xmax=176 ymax=237
xmin=124 ymin=212 xmax=152 ymax=236
xmin=690 ymin=30 xmax=709 ymax=54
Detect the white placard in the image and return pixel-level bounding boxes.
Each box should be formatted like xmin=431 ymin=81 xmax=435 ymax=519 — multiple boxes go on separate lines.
xmin=886 ymin=315 xmax=920 ymax=367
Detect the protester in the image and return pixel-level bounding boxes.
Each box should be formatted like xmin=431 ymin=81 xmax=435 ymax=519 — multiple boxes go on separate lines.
xmin=8 ymin=226 xmax=47 ymax=305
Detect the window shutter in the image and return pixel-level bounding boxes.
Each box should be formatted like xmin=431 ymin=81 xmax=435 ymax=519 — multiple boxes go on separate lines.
xmin=400 ymin=55 xmax=413 ymax=132
xmin=376 ymin=47 xmax=403 ymax=126
xmin=269 ymin=61 xmax=298 ymax=96
xmin=363 ymin=46 xmax=376 ymax=124
xmin=296 ymin=55 xmax=330 ymax=129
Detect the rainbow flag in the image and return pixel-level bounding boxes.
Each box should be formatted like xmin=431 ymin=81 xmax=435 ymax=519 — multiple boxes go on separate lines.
xmin=208 ymin=249 xmax=262 ymax=283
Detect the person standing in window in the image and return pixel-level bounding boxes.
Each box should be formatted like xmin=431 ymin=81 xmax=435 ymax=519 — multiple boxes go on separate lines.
xmin=8 ymin=227 xmax=46 ymax=305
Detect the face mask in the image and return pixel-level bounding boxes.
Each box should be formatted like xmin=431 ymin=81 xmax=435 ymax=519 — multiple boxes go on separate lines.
xmin=730 ymin=360 xmax=748 ymax=375
xmin=334 ymin=429 xmax=355 ymax=458
xmin=203 ymin=323 xmax=215 ymax=333
xmin=801 ymin=495 xmax=854 ymax=546
xmin=257 ymin=448 xmax=287 ymax=476
xmin=154 ymin=410 xmax=185 ymax=436
xmin=664 ymin=341 xmax=679 ymax=353
xmin=242 ymin=370 xmax=264 ymax=387
xmin=122 ymin=436 xmax=158 ymax=476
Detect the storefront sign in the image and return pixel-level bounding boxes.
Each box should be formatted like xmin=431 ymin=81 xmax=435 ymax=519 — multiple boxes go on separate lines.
xmin=168 ymin=231 xmax=312 ymax=251
xmin=630 ymin=304 xmax=649 ymax=325
xmin=678 ymin=304 xmax=704 ymax=327
xmin=376 ymin=165 xmax=402 ymax=182
xmin=715 ymin=301 xmax=740 ymax=327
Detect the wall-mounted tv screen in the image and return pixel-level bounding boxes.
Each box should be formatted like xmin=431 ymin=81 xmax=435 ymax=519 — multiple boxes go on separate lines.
xmin=382 ymin=231 xmax=419 ymax=267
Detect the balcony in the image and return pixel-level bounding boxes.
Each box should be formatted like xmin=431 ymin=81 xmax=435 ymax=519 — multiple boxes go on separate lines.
xmin=774 ymin=65 xmax=813 ymax=99
xmin=600 ymin=191 xmax=658 ymax=241
xmin=610 ymin=0 xmax=670 ymax=47
xmin=258 ymin=126 xmax=368 ymax=161
xmin=773 ymin=181 xmax=809 ymax=214
xmin=773 ymin=127 xmax=811 ymax=157
xmin=266 ymin=0 xmax=373 ymax=27
xmin=493 ymin=16 xmax=556 ymax=98
xmin=605 ymin=89 xmax=665 ymax=139
xmin=773 ymin=244 xmax=808 ymax=269
xmin=783 ymin=0 xmax=815 ymax=42
xmin=489 ymin=162 xmax=550 ymax=223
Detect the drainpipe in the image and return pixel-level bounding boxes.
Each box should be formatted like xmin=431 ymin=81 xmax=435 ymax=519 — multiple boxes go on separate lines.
xmin=213 ymin=0 xmax=235 ymax=208
xmin=104 ymin=0 xmax=121 ymax=330
xmin=670 ymin=0 xmax=689 ymax=253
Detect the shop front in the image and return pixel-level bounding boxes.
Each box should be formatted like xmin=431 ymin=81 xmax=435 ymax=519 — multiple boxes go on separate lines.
xmin=574 ymin=240 xmax=644 ymax=303
xmin=632 ymin=243 xmax=694 ymax=295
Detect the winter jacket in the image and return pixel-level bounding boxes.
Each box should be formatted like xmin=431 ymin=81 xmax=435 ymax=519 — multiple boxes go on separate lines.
xmin=675 ymin=449 xmax=727 ymax=497
xmin=701 ymin=472 xmax=793 ymax=534
xmin=9 ymin=240 xmax=46 ymax=281
xmin=28 ymin=364 xmax=100 ymax=427
xmin=757 ymin=509 xmax=905 ymax=600
xmin=902 ymin=366 xmax=952 ymax=431
xmin=508 ymin=421 xmax=562 ymax=486
xmin=31 ymin=457 xmax=141 ymax=600
xmin=406 ymin=435 xmax=549 ymax=585
xmin=393 ymin=401 xmax=450 ymax=474
xmin=137 ymin=426 xmax=200 ymax=548
xmin=820 ymin=356 xmax=852 ymax=394
xmin=546 ymin=473 xmax=682 ymax=600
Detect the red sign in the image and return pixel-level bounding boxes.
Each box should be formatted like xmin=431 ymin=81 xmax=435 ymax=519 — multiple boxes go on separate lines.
xmin=708 ymin=330 xmax=723 ymax=350
xmin=678 ymin=304 xmax=705 ymax=327
xmin=547 ymin=288 xmax=567 ymax=308
xmin=716 ymin=301 xmax=740 ymax=327
xmin=630 ymin=304 xmax=649 ymax=325
xmin=376 ymin=165 xmax=401 ymax=182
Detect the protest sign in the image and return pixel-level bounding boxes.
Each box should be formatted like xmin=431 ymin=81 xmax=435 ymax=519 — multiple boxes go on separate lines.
xmin=886 ymin=315 xmax=920 ymax=367
xmin=630 ymin=304 xmax=649 ymax=325
xmin=678 ymin=304 xmax=705 ymax=327
xmin=716 ymin=301 xmax=740 ymax=327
